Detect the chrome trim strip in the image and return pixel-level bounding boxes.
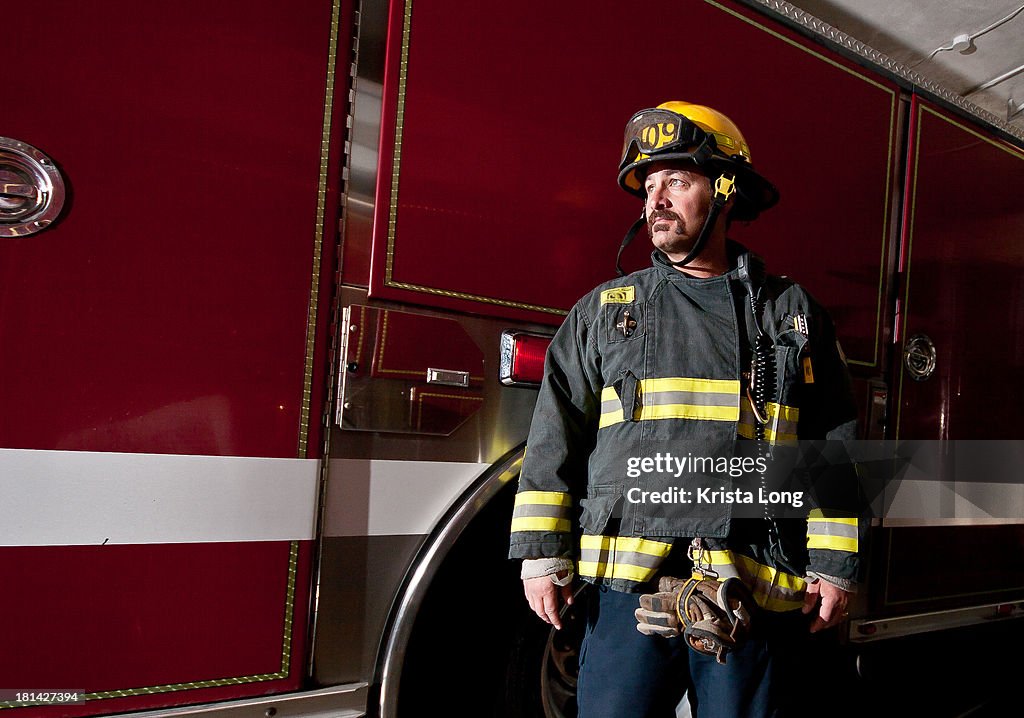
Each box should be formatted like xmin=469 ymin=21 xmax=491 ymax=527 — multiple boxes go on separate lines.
xmin=299 ymin=0 xmax=345 ymax=458
xmin=882 ymin=518 xmax=1024 ymax=527
xmin=309 ymin=0 xmax=360 ymax=680
xmin=849 ymin=603 xmax=1024 ymax=643
xmin=744 ymin=0 xmax=1024 ymax=144
xmin=376 ymin=447 xmax=524 ymax=716
xmin=113 ymin=683 xmax=368 ymax=718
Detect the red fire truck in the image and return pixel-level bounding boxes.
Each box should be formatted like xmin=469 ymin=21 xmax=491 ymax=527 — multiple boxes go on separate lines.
xmin=3 ymin=1 xmax=1022 ymax=717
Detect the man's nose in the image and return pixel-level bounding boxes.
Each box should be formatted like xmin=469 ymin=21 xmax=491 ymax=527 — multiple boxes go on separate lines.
xmin=648 ymin=185 xmax=670 ymax=209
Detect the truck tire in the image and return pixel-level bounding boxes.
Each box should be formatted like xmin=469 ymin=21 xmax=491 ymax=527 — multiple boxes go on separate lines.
xmin=499 ymin=588 xmax=587 ymax=718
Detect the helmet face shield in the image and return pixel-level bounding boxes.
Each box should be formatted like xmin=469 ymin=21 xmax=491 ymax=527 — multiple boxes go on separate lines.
xmin=618 ymin=108 xmax=708 ymax=162
xmin=619 ymin=109 xmax=711 ymax=174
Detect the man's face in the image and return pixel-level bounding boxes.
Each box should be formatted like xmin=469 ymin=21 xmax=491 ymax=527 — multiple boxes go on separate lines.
xmin=644 ymin=161 xmax=712 ymax=257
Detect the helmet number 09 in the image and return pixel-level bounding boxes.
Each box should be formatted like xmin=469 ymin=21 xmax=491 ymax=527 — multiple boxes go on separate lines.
xmin=641 ymin=121 xmax=678 ymax=151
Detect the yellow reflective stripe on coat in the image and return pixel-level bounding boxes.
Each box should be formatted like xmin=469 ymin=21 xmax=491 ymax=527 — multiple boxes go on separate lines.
xmin=511 ymin=490 xmax=573 ymax=534
xmin=598 ymin=378 xmax=741 ymax=428
xmin=577 ymin=534 xmax=672 ymax=584
xmin=510 ymin=517 xmax=572 ymax=532
xmin=737 ymin=399 xmax=799 ymax=444
xmin=515 ymin=491 xmax=572 ymax=507
xmin=693 ymin=549 xmax=807 ymax=612
xmin=807 ymin=510 xmax=859 ymax=553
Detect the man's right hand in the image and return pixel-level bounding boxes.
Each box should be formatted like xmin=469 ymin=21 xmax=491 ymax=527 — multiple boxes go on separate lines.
xmin=523 ymin=572 xmax=574 ymax=630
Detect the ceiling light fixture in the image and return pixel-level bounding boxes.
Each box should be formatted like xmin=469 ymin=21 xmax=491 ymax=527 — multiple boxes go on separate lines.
xmin=923 ymin=3 xmax=1024 ymax=61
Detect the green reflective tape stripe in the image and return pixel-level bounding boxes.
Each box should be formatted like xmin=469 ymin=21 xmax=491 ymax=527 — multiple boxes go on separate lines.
xmin=510 ymin=516 xmax=573 ymax=533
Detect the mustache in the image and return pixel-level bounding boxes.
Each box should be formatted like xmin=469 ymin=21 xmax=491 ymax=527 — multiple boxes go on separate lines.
xmin=648 ymin=210 xmax=682 ymax=225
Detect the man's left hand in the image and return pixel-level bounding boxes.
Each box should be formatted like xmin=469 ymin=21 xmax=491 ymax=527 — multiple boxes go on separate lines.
xmin=801 ymin=579 xmax=850 ymax=633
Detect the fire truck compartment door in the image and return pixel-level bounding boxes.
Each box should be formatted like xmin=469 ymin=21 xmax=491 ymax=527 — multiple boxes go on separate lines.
xmin=337 ymin=305 xmax=484 ymax=435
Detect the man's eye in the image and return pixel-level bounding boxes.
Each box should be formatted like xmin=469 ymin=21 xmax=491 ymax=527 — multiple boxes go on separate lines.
xmin=670 ymin=178 xmax=687 ymax=188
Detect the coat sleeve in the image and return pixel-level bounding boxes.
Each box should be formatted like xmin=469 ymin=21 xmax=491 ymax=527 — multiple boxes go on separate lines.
xmin=509 ymin=301 xmax=602 ymax=560
xmin=798 ymin=305 xmax=866 ymax=583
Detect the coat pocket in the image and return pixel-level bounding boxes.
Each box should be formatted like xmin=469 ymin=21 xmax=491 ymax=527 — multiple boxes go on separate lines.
xmin=610 ymin=369 xmax=639 ymax=422
xmin=604 ymin=303 xmax=645 ymax=344
xmin=774 ymin=323 xmax=809 ymax=406
xmin=578 ymin=486 xmax=623 ymax=535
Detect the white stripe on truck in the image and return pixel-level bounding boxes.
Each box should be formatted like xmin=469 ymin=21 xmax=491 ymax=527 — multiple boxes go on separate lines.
xmin=0 ymin=449 xmax=319 ymax=546
xmin=323 ymin=458 xmax=489 ymax=537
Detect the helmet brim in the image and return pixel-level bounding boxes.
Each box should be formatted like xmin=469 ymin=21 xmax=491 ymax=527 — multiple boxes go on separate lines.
xmin=618 ymin=153 xmax=779 ymax=222
xmin=708 ymin=157 xmax=779 ymax=222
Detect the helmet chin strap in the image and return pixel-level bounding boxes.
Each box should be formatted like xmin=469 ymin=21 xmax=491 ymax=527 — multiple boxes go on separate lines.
xmin=615 ymin=212 xmax=647 ymax=277
xmin=615 ymin=173 xmax=736 ymax=276
xmin=660 ymin=196 xmax=724 ymax=269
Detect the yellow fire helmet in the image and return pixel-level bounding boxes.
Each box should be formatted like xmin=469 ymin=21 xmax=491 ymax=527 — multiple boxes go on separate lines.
xmin=617 ymin=101 xmax=779 ymax=222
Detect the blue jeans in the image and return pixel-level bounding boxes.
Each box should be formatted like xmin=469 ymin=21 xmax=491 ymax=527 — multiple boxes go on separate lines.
xmin=576 ymin=584 xmax=808 ymax=718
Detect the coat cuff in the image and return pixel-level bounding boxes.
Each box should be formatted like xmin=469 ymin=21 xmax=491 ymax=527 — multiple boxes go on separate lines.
xmin=521 ymin=557 xmax=576 ymax=583
xmin=806 ymin=570 xmax=856 ymax=593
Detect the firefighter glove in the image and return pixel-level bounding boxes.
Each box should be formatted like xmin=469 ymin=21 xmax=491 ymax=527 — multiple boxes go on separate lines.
xmin=635 ymin=575 xmax=758 ymax=665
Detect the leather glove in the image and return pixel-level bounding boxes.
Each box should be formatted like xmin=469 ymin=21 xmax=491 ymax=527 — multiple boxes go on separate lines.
xmin=635 ymin=575 xmax=758 ymax=664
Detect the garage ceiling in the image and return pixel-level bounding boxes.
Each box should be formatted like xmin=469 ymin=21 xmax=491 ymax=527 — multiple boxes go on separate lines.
xmin=764 ymin=0 xmax=1024 ymax=137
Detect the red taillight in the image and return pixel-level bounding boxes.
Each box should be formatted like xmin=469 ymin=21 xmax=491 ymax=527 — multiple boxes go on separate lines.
xmin=500 ymin=331 xmax=552 ymax=387
xmin=856 ymin=623 xmax=877 ymax=636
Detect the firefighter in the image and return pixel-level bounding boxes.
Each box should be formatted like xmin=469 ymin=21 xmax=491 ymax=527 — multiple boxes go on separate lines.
xmin=509 ymin=101 xmax=862 ymax=717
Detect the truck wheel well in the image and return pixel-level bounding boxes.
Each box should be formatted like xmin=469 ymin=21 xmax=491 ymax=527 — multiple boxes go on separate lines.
xmin=395 ymin=478 xmax=525 ymax=715
xmin=373 ymin=447 xmax=527 ymax=716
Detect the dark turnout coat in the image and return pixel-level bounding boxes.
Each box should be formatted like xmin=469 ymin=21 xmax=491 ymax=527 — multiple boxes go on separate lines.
xmin=509 ymin=245 xmax=863 ymax=609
